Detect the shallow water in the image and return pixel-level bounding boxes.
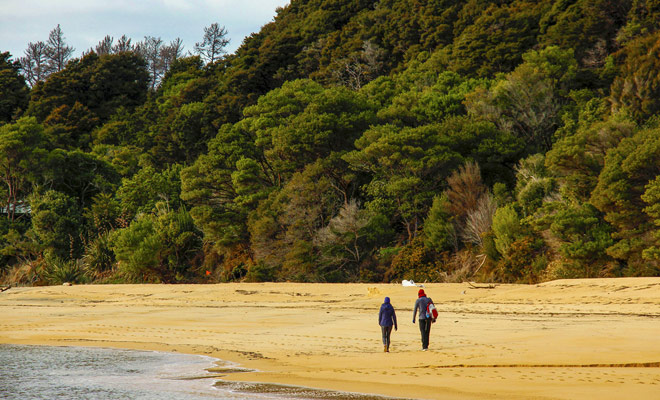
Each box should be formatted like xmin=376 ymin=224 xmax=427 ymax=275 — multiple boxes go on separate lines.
xmin=0 ymin=344 xmax=246 ymax=399
xmin=0 ymin=345 xmax=400 ymax=400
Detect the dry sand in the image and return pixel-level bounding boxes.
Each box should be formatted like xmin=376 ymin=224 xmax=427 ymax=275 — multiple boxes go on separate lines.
xmin=0 ymin=278 xmax=659 ymax=399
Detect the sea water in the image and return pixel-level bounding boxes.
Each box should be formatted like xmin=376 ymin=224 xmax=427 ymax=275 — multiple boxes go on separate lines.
xmin=0 ymin=345 xmax=391 ymax=400
xmin=0 ymin=344 xmax=250 ymax=399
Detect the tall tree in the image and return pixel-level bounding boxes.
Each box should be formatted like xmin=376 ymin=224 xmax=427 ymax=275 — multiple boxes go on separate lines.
xmin=180 ymin=122 xmax=260 ymax=250
xmin=344 ymin=123 xmax=463 ymax=242
xmin=0 ymin=117 xmax=47 ymax=221
xmin=444 ymin=161 xmax=491 ymax=242
xmin=20 ymin=41 xmax=49 ymax=86
xmin=315 ymin=199 xmax=372 ymax=274
xmin=332 ymin=41 xmax=385 ymax=90
xmin=29 ymin=189 xmax=84 ymax=260
xmin=45 ymin=24 xmax=75 ymax=73
xmin=591 ymin=127 xmax=660 ymax=272
xmin=41 ymin=149 xmax=120 ymax=210
xmin=465 ymin=63 xmax=560 ymax=153
xmin=95 ymin=35 xmax=114 ymax=55
xmin=195 ymin=23 xmax=230 ymax=64
xmin=136 ymin=36 xmax=165 ymax=90
xmin=160 ymin=38 xmax=185 ymax=73
xmin=112 ymin=35 xmax=134 ymax=53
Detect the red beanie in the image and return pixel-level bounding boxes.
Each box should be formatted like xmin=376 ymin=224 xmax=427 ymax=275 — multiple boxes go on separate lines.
xmin=418 ymin=289 xmax=426 ymax=297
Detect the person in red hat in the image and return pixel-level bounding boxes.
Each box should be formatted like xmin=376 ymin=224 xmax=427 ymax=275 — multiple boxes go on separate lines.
xmin=412 ymin=288 xmax=434 ymax=351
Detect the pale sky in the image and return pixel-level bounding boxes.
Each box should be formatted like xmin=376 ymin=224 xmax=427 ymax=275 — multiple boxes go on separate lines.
xmin=0 ymin=0 xmax=290 ymax=60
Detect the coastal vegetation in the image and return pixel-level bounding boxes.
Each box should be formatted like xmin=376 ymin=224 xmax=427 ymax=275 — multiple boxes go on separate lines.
xmin=1 ymin=0 xmax=659 ymax=285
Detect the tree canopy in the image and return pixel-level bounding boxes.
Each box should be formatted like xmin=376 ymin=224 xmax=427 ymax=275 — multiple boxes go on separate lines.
xmin=1 ymin=0 xmax=659 ymax=284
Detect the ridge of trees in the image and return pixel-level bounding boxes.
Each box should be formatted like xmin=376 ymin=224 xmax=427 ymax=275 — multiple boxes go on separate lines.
xmin=1 ymin=0 xmax=659 ymax=285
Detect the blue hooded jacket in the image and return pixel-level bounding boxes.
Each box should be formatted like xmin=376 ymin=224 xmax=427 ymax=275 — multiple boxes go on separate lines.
xmin=378 ymin=297 xmax=398 ymax=328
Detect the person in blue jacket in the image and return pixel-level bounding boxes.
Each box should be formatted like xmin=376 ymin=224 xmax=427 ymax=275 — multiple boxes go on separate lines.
xmin=413 ymin=288 xmax=433 ymax=351
xmin=378 ymin=296 xmax=398 ymax=352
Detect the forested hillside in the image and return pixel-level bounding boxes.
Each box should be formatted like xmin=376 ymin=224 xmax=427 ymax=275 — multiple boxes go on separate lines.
xmin=1 ymin=0 xmax=659 ymax=285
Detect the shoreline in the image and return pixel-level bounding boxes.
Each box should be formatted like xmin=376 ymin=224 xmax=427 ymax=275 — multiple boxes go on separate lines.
xmin=1 ymin=279 xmax=659 ymax=399
xmin=2 ymin=343 xmax=405 ymax=400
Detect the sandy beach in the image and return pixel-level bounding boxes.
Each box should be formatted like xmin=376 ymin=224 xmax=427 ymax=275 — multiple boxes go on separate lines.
xmin=1 ymin=278 xmax=659 ymax=399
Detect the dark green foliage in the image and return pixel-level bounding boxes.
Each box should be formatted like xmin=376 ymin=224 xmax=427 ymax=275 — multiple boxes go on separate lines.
xmin=610 ymin=32 xmax=660 ymax=122
xmin=492 ymin=204 xmax=524 ymax=257
xmin=345 ymin=123 xmax=463 ymax=241
xmin=85 ymin=193 xmax=121 ymax=235
xmin=641 ymin=176 xmax=660 ymax=261
xmin=116 ymin=164 xmax=183 ymax=219
xmin=546 ymin=111 xmax=636 ymax=202
xmin=591 ymin=127 xmax=660 ymax=272
xmin=0 ymin=117 xmax=48 ymax=221
xmin=539 ymin=0 xmax=631 ymax=66
xmin=0 ymin=52 xmax=29 ymax=124
xmin=180 ymin=130 xmax=253 ymax=249
xmin=143 ymin=58 xmax=217 ymax=166
xmin=617 ymin=0 xmax=660 ymax=44
xmin=42 ymin=149 xmax=120 ymax=209
xmin=387 ymin=236 xmax=440 ymax=283
xmin=496 ymin=236 xmax=547 ymax=283
xmin=110 ymin=207 xmax=202 ymax=283
xmin=42 ymin=257 xmax=87 ymax=285
xmin=244 ymin=261 xmax=276 ymax=282
xmin=44 ymin=102 xmax=99 ymax=149
xmin=150 ymin=101 xmax=215 ymax=164
xmin=377 ymin=71 xmax=487 ymax=127
xmin=28 ymin=52 xmax=148 ymax=124
xmin=29 ymin=190 xmax=83 ymax=260
xmin=465 ymin=60 xmax=563 ymax=153
xmin=248 ymin=160 xmax=344 ymax=280
xmin=247 ymin=79 xmax=376 ymax=179
xmin=423 ymin=194 xmax=456 ymax=252
xmin=7 ymin=0 xmax=660 ymax=283
xmin=82 ymin=232 xmax=115 ymax=277
xmin=451 ymin=1 xmax=549 ymax=77
xmin=90 ymin=144 xmax=143 ymax=177
xmin=547 ymin=202 xmax=614 ymax=275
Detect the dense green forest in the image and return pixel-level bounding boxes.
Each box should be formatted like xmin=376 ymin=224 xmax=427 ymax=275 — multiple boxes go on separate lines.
xmin=1 ymin=0 xmax=659 ymax=285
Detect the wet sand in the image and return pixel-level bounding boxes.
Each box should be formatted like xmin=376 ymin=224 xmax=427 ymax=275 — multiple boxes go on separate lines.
xmin=0 ymin=278 xmax=659 ymax=399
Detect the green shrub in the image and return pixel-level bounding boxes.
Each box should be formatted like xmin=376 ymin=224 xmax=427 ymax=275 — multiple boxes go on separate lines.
xmin=30 ymin=190 xmax=84 ymax=260
xmin=496 ymin=236 xmax=547 ymax=283
xmin=386 ymin=237 xmax=440 ymax=282
xmin=244 ymin=261 xmax=276 ymax=282
xmin=110 ymin=207 xmax=202 ymax=283
xmin=43 ymin=257 xmax=87 ymax=285
xmin=492 ymin=204 xmax=522 ymax=256
xmin=423 ymin=194 xmax=456 ymax=252
xmin=82 ymin=233 xmax=115 ymax=278
xmin=517 ymin=177 xmax=556 ymax=216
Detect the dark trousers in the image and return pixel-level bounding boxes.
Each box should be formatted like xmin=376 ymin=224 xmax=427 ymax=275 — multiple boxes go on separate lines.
xmin=419 ymin=318 xmax=432 ymax=349
xmin=381 ymin=325 xmax=393 ymax=346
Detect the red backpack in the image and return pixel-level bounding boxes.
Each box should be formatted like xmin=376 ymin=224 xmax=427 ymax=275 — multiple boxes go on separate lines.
xmin=426 ymin=300 xmax=438 ymax=320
